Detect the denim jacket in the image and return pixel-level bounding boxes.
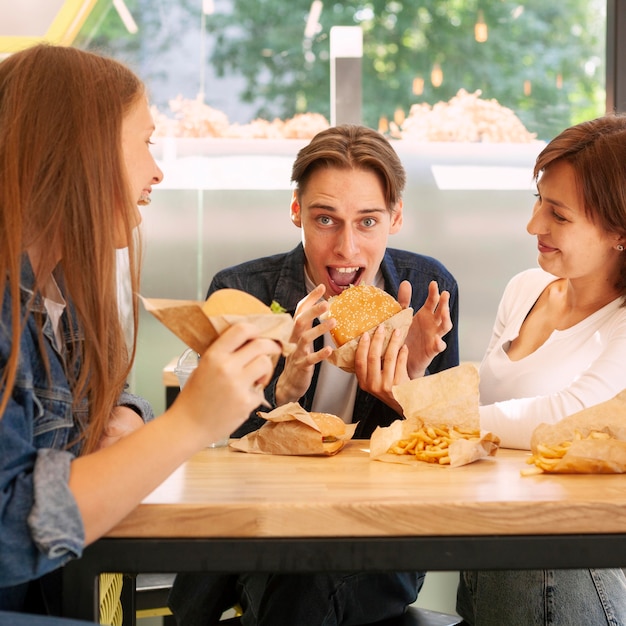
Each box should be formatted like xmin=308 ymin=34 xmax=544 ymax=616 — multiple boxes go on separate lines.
xmin=208 ymin=243 xmax=460 ymax=438
xmin=0 ymin=257 xmax=153 ymax=609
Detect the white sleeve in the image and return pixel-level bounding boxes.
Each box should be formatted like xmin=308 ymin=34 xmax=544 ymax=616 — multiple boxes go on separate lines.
xmin=480 ymin=314 xmax=626 ymax=450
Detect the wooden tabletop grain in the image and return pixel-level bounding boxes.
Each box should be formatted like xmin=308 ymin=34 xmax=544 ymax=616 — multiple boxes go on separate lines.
xmin=106 ymin=442 xmax=626 ymax=539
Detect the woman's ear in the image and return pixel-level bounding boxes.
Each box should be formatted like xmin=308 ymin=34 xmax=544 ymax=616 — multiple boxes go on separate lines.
xmin=612 ymin=232 xmax=626 ymax=251
xmin=290 ymin=193 xmax=302 ymax=227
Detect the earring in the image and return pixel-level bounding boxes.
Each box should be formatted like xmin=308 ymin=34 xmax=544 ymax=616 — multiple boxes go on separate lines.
xmin=617 ymin=245 xmax=625 ymax=251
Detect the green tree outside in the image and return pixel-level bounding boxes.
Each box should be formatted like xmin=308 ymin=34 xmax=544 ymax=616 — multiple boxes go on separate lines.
xmin=76 ymin=0 xmax=605 ymax=141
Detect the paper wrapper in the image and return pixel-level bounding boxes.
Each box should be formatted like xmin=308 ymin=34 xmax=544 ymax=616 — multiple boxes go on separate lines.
xmin=370 ymin=363 xmax=500 ymax=467
xmin=327 ymin=308 xmax=414 ymax=373
xmin=140 ymin=296 xmax=295 ymax=357
xmin=230 ymin=402 xmax=357 ymax=456
xmin=528 ymin=390 xmax=626 ymax=474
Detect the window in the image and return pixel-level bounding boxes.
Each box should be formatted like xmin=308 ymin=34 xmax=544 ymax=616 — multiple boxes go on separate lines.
xmin=72 ymin=1 xmax=609 ymax=411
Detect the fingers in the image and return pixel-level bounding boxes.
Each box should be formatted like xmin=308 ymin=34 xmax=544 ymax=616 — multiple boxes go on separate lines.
xmin=355 ymin=325 xmax=409 ymax=402
xmin=437 ymin=290 xmax=452 ymax=335
xmin=291 ymin=286 xmax=333 ymax=346
xmin=170 ymin=323 xmax=284 ymax=445
xmin=200 ymin=323 xmax=281 ymax=387
xmin=275 ymin=285 xmax=334 ymax=405
xmin=208 ymin=321 xmax=264 ymax=353
xmin=291 ymin=283 xmax=335 ymax=361
xmin=414 ymin=282 xmax=452 ymax=339
xmin=294 ymin=283 xmax=326 ymax=319
xmin=423 ymin=280 xmax=442 ymax=311
xmin=98 ymin=407 xmax=144 ymax=450
xmin=381 ymin=327 xmax=410 ymax=386
xmin=397 ymin=280 xmax=412 ymax=310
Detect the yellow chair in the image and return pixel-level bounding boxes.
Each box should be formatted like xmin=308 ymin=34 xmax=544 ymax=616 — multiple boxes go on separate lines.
xmin=98 ymin=573 xmax=123 ymax=626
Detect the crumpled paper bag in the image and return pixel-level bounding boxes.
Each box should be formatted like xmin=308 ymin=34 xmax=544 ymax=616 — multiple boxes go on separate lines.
xmin=528 ymin=390 xmax=626 ymax=473
xmin=370 ymin=363 xmax=500 ymax=467
xmin=141 ymin=295 xmax=295 ymax=357
xmin=327 ymin=308 xmax=414 ymax=373
xmin=230 ymin=402 xmax=357 ymax=456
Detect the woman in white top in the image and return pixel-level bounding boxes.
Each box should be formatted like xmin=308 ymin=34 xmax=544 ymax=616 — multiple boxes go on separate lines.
xmin=457 ymin=115 xmax=626 ymax=625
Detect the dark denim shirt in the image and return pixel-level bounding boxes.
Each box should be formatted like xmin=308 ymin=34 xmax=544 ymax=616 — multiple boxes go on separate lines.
xmin=0 ymin=257 xmax=153 ymax=610
xmin=208 ymin=243 xmax=460 ymax=438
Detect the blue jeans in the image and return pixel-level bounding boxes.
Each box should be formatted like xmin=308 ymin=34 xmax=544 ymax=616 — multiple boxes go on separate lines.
xmin=456 ymin=568 xmax=626 ymax=626
xmin=169 ymin=571 xmax=425 ymax=626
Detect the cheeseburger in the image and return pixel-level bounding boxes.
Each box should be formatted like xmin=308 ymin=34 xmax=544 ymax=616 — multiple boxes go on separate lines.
xmin=326 ymin=284 xmax=402 ymax=347
xmin=310 ymin=411 xmax=346 ymax=443
xmin=202 ymin=288 xmax=272 ymax=316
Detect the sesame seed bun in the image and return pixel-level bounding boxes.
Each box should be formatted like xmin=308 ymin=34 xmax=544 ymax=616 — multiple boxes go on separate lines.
xmin=327 ymin=285 xmax=402 ymax=347
xmin=310 ymin=411 xmax=346 ymax=441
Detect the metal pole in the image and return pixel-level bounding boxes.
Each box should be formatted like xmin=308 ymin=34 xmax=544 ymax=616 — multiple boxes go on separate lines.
xmin=606 ymin=0 xmax=626 ymax=113
xmin=330 ymin=26 xmax=363 ymax=125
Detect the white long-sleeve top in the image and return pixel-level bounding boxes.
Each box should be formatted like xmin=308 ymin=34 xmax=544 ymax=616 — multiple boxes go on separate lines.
xmin=478 ymin=268 xmax=626 ymax=450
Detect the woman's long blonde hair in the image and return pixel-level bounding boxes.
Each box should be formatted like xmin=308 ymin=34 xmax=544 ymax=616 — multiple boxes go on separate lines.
xmin=0 ymin=45 xmax=144 ymax=453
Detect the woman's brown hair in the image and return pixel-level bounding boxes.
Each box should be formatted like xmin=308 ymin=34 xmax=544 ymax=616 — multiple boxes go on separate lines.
xmin=534 ymin=114 xmax=626 ymax=298
xmin=0 ymin=45 xmax=145 ymax=452
xmin=291 ymin=124 xmax=406 ymax=211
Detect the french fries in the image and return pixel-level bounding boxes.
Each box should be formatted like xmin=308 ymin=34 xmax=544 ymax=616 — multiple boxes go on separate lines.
xmin=387 ymin=424 xmax=481 ymax=465
xmin=521 ymin=429 xmax=613 ymax=476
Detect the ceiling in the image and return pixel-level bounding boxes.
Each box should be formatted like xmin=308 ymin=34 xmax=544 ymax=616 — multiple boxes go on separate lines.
xmin=0 ymin=0 xmax=96 ymax=54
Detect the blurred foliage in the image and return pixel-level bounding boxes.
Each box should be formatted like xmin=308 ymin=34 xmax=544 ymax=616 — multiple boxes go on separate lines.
xmin=76 ymin=0 xmax=605 ymax=141
xmin=75 ymin=0 xmax=198 ymax=94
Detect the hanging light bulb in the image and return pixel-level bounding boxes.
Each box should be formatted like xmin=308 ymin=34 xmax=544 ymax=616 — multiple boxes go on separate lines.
xmin=474 ymin=10 xmax=488 ymax=43
xmin=378 ymin=115 xmax=389 ymax=134
xmin=412 ymin=76 xmax=424 ymax=95
xmin=556 ymin=74 xmax=563 ymax=89
xmin=394 ymin=108 xmax=405 ymax=126
xmin=431 ymin=62 xmax=443 ymax=87
xmin=523 ymin=80 xmax=532 ymax=96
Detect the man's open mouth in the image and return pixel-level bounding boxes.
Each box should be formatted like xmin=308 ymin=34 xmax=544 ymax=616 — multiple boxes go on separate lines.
xmin=328 ymin=266 xmax=363 ymax=289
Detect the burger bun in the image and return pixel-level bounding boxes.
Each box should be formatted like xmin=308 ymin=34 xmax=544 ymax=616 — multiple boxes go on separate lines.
xmin=327 ymin=284 xmax=402 ymax=347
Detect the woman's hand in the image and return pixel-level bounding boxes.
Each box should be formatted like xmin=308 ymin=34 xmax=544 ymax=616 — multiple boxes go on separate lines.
xmin=97 ymin=406 xmax=145 ymax=449
xmin=174 ymin=322 xmax=282 ymax=446
xmin=275 ymin=284 xmax=335 ymax=405
xmin=398 ymin=280 xmax=452 ymax=379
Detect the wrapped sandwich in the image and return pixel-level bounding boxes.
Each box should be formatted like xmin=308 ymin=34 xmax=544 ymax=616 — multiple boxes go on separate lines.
xmin=141 ymin=288 xmax=295 ymax=358
xmin=323 ymin=284 xmax=413 ymax=373
xmin=230 ymin=402 xmax=357 ymax=456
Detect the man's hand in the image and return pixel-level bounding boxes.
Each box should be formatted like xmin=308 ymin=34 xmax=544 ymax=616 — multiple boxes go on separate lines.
xmin=275 ymin=284 xmax=335 ymax=405
xmin=354 ymin=324 xmax=409 ymax=414
xmin=398 ymin=280 xmax=452 ymax=379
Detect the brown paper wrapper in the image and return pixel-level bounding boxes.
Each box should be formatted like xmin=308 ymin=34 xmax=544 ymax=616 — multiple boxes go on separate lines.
xmin=140 ymin=296 xmax=295 ymax=356
xmin=327 ymin=308 xmax=414 ymax=373
xmin=529 ymin=390 xmax=626 ymax=473
xmin=370 ymin=363 xmax=500 ymax=467
xmin=230 ymin=402 xmax=357 ymax=456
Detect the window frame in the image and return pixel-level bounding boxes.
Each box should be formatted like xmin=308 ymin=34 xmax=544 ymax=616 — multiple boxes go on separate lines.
xmin=606 ymin=0 xmax=626 ymax=112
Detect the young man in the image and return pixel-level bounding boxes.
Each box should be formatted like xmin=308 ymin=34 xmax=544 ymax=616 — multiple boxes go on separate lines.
xmin=169 ymin=124 xmax=460 ymax=625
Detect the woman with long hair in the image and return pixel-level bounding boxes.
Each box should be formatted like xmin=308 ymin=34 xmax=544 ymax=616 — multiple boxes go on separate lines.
xmin=0 ymin=44 xmax=280 ymax=614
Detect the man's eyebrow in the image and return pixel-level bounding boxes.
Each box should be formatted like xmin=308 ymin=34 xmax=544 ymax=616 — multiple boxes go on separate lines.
xmin=307 ymin=204 xmax=387 ymax=213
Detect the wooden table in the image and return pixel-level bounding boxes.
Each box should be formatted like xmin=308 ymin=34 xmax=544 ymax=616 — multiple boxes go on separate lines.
xmin=61 ymin=442 xmax=626 ymax=620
